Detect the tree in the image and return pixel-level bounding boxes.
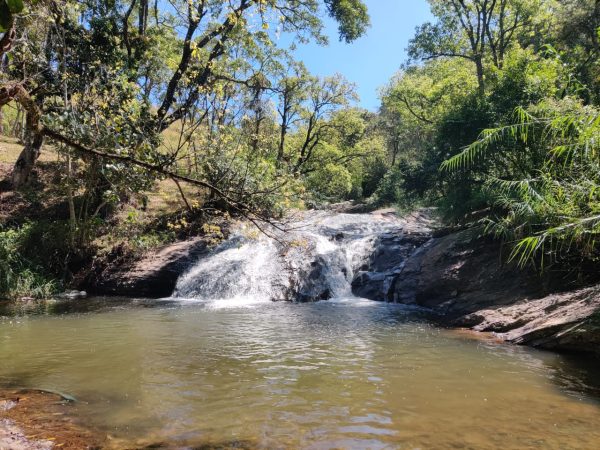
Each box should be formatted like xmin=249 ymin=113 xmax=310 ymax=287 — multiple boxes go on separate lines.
xmin=291 ymin=74 xmax=357 ymax=174
xmin=409 ymin=0 xmax=539 ymax=96
xmin=0 ymin=0 xmax=370 ymax=196
xmin=441 ymin=99 xmax=600 ymax=271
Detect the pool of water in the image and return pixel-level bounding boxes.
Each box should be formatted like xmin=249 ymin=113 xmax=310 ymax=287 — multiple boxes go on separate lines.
xmin=1 ymin=297 xmax=599 ymax=449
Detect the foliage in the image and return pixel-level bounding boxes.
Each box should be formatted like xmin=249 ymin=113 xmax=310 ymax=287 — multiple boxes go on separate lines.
xmin=0 ymin=0 xmax=23 ymax=32
xmin=0 ymin=0 xmax=379 ymax=293
xmin=375 ymin=0 xmax=600 ymax=274
xmin=325 ymin=0 xmax=370 ymax=43
xmin=443 ymin=99 xmax=600 ymax=268
xmin=1 ymin=0 xmax=598 ymax=284
xmin=0 ymin=225 xmax=61 ymax=299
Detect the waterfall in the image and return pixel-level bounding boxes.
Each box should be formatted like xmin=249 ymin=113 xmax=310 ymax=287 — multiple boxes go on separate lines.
xmin=173 ymin=211 xmax=401 ymax=303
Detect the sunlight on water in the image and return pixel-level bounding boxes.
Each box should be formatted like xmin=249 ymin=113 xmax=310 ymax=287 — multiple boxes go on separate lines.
xmin=1 ymin=300 xmax=599 ymax=449
xmin=174 ymin=295 xmax=273 ymax=310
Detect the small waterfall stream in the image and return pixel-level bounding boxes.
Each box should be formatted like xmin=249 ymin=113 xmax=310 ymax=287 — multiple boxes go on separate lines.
xmin=173 ymin=211 xmax=401 ymax=303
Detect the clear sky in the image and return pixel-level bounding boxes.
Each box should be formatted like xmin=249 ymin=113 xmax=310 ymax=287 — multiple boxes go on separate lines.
xmin=282 ymin=0 xmax=433 ymax=111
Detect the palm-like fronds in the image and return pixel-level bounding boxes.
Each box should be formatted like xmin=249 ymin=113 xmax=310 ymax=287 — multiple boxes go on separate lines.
xmin=441 ymin=99 xmax=600 ymax=269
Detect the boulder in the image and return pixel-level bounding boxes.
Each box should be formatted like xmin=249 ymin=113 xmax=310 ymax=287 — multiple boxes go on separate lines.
xmin=83 ymin=238 xmax=210 ymax=298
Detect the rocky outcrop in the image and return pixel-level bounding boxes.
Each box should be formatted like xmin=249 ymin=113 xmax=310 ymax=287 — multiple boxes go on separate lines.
xmin=388 ymin=230 xmax=547 ymax=312
xmin=351 ymin=231 xmax=431 ymax=300
xmin=466 ymin=287 xmax=600 ymax=353
xmin=357 ymin=220 xmax=600 ymax=355
xmin=83 ymin=238 xmax=210 ymax=298
xmin=350 ymin=210 xmax=435 ymax=300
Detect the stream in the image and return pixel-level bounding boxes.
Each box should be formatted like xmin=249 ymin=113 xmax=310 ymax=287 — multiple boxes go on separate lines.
xmin=1 ymin=211 xmax=600 ymax=449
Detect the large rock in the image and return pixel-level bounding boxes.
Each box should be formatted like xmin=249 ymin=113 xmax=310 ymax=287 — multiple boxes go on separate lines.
xmin=384 ymin=229 xmax=600 ymax=354
xmin=350 ymin=210 xmax=434 ymax=300
xmin=389 ymin=230 xmax=546 ymax=313
xmin=466 ymin=287 xmax=600 ymax=353
xmin=83 ymin=238 xmax=210 ymax=298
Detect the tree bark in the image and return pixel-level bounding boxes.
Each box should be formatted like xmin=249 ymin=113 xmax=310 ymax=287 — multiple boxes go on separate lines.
xmin=0 ymin=84 xmax=45 ymax=188
xmin=474 ymin=54 xmax=485 ymax=97
xmin=12 ymin=133 xmax=44 ymax=186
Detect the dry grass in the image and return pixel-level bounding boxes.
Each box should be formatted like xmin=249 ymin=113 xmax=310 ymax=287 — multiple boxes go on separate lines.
xmin=146 ymin=179 xmax=206 ymax=215
xmin=1 ymin=133 xmax=206 ymax=219
xmin=0 ymin=135 xmax=55 ymax=164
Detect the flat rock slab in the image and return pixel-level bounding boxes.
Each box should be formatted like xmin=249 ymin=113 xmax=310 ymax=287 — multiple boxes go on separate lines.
xmin=0 ymin=389 xmax=104 ymax=450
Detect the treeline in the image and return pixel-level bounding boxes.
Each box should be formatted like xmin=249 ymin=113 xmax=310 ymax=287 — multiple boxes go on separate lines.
xmin=378 ymin=0 xmax=600 ymax=273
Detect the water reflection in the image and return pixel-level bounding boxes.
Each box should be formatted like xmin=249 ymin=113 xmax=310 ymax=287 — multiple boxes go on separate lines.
xmin=1 ymin=298 xmax=599 ymax=449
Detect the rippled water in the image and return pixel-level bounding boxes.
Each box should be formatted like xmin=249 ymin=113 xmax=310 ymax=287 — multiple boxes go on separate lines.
xmin=1 ymin=298 xmax=599 ymax=449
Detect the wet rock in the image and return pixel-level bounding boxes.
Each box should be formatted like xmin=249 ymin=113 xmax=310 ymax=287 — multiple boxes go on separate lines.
xmin=469 ymin=287 xmax=600 ymax=353
xmin=58 ymin=290 xmax=87 ymax=300
xmin=350 ymin=211 xmax=435 ymax=301
xmin=387 ymin=228 xmax=600 ymax=354
xmin=351 ymin=271 xmax=387 ymax=300
xmin=295 ymin=257 xmax=335 ymax=302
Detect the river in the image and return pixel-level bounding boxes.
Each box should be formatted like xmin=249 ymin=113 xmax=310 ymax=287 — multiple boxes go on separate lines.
xmin=1 ymin=212 xmax=600 ymax=449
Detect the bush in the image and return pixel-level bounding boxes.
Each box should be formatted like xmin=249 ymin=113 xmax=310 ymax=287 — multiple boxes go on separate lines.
xmin=0 ymin=225 xmax=61 ymax=299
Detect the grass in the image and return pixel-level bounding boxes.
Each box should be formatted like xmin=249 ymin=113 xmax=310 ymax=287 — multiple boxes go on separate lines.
xmin=0 ymin=135 xmax=55 ymax=164
xmin=0 ymin=124 xmax=211 ymax=298
xmin=1 ymin=132 xmax=205 ymax=218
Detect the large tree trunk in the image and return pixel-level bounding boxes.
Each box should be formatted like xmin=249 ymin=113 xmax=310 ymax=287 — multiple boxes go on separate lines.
xmin=0 ymin=83 xmax=45 ymax=188
xmin=12 ymin=132 xmax=44 ymax=186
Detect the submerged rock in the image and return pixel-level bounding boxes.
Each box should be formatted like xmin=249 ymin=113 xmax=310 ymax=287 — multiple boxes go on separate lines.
xmin=0 ymin=389 xmax=104 ymax=450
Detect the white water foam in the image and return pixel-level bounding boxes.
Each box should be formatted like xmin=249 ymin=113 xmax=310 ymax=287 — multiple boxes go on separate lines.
xmin=173 ymin=211 xmax=400 ymax=305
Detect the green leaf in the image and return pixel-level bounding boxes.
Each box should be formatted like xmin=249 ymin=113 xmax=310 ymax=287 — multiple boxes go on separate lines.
xmin=6 ymin=0 xmax=23 ymax=14
xmin=0 ymin=2 xmax=11 ymax=32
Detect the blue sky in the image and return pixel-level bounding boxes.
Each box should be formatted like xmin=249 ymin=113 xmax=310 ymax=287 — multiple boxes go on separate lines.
xmin=282 ymin=0 xmax=433 ymax=111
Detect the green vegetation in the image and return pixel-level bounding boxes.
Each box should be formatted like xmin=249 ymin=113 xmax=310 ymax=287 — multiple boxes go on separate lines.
xmin=379 ymin=0 xmax=600 ymax=274
xmin=0 ymin=0 xmax=376 ymax=298
xmin=0 ymin=225 xmax=61 ymax=298
xmin=0 ymin=0 xmax=598 ymax=298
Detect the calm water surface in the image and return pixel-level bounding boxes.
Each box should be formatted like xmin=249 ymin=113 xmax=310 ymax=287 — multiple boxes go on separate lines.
xmin=1 ymin=297 xmax=599 ymax=449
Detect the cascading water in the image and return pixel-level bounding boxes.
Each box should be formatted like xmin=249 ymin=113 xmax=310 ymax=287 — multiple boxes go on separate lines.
xmin=173 ymin=210 xmax=401 ymax=304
